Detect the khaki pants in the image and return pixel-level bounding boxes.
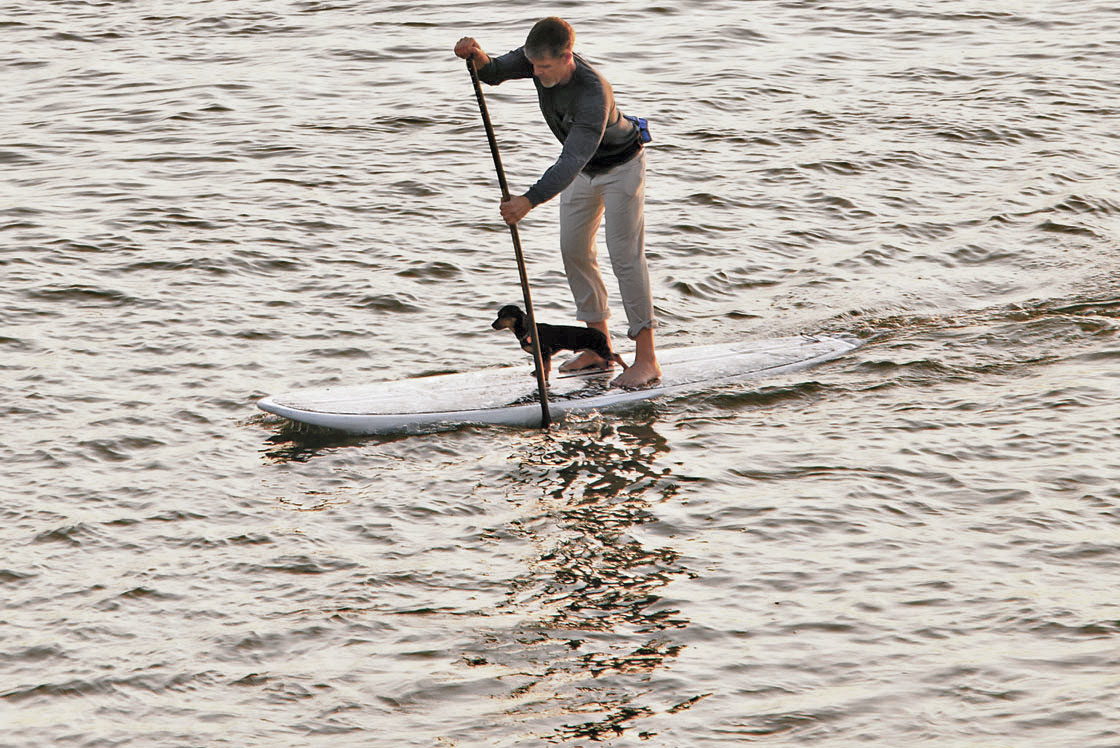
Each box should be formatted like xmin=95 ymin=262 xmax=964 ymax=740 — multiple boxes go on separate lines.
xmin=559 ymin=150 xmax=655 ymax=340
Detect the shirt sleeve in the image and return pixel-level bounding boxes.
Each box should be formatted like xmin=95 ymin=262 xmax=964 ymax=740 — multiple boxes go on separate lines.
xmin=476 ymin=47 xmax=533 ymax=85
xmin=524 ymin=86 xmax=608 ymax=206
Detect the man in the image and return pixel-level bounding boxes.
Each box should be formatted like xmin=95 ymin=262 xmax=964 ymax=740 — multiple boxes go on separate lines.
xmin=454 ymin=17 xmax=661 ymax=388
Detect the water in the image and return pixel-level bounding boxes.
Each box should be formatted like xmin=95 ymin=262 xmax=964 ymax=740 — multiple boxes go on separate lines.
xmin=3 ymin=1 xmax=1119 ymax=745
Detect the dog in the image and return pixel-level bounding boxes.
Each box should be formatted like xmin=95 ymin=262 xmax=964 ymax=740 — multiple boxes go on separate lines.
xmin=491 ymin=304 xmax=627 ymax=381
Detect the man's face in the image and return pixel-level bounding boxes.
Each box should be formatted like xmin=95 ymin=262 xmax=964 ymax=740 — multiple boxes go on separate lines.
xmin=528 ymin=52 xmax=574 ymax=88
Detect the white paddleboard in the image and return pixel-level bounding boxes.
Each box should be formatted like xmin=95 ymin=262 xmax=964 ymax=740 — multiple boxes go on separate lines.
xmin=258 ymin=334 xmax=859 ymax=434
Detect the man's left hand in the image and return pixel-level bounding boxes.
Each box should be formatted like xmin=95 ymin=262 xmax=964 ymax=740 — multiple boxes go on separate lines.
xmin=500 ymin=196 xmax=533 ymax=225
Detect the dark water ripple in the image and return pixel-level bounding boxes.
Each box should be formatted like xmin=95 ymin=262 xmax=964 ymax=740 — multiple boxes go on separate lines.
xmin=4 ymin=0 xmax=1120 ymax=745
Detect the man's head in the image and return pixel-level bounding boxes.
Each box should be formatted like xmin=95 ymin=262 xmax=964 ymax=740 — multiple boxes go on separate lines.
xmin=525 ymin=17 xmax=576 ymax=88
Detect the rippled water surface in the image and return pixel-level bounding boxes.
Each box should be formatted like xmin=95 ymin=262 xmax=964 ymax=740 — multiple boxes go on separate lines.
xmin=4 ymin=1 xmax=1120 ymax=745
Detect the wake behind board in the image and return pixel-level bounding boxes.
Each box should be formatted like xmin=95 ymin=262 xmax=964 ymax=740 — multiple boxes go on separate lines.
xmin=258 ymin=334 xmax=859 ymax=434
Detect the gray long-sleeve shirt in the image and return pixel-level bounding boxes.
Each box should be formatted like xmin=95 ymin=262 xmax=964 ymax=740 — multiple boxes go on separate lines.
xmin=477 ymin=48 xmax=642 ymax=206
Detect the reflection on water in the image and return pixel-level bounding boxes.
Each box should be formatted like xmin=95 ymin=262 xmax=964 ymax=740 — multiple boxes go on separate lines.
xmin=259 ymin=417 xmax=367 ymax=462
xmin=470 ymin=418 xmax=704 ymax=742
xmin=258 ymin=415 xmax=417 ymax=462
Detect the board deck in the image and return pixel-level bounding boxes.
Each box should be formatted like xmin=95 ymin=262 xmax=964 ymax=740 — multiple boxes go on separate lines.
xmin=257 ymin=334 xmax=859 ymax=434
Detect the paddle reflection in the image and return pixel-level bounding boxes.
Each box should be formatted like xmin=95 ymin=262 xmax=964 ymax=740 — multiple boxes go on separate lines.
xmin=490 ymin=417 xmax=698 ymax=742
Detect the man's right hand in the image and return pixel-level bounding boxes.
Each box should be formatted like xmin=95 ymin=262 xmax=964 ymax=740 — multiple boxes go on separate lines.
xmin=454 ymin=37 xmax=485 ymax=64
xmin=454 ymin=37 xmax=481 ymax=60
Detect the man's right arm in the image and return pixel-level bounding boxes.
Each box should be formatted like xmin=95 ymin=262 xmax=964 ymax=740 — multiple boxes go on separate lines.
xmin=455 ymin=40 xmax=532 ymax=85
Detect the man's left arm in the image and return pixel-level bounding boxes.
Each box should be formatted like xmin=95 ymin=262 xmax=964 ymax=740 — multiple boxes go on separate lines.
xmin=503 ymin=94 xmax=608 ymax=226
xmin=502 ymin=112 xmax=602 ymax=224
xmin=502 ymin=108 xmax=605 ymax=223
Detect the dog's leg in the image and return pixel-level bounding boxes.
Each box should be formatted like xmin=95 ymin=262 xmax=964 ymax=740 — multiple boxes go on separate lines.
xmin=531 ymin=355 xmax=553 ymax=383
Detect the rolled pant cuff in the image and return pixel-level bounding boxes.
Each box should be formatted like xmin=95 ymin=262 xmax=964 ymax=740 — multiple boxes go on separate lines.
xmin=627 ymin=319 xmax=657 ymax=340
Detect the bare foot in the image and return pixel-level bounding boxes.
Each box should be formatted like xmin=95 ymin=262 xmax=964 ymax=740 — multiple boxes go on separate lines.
xmin=612 ymin=358 xmax=662 ymax=388
xmin=559 ymin=350 xmax=612 ymax=372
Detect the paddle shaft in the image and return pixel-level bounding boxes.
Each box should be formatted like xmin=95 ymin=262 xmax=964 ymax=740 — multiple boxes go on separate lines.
xmin=465 ymin=58 xmax=552 ymax=429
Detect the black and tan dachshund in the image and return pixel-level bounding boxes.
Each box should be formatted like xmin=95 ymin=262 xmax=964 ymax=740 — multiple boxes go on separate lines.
xmin=492 ymin=304 xmax=627 ymax=381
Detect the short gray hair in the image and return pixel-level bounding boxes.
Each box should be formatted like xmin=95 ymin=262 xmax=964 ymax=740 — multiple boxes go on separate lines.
xmin=525 ymin=17 xmax=574 ymax=60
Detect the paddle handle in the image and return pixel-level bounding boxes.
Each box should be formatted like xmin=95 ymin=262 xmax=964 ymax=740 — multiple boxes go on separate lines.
xmin=466 ymin=58 xmax=552 ymax=429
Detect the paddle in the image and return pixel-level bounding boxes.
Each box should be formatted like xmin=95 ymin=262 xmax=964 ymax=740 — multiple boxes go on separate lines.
xmin=465 ymin=57 xmax=552 ymax=429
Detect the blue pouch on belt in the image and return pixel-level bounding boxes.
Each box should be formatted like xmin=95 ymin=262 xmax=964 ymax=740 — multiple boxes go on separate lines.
xmin=624 ymin=114 xmax=652 ymax=143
